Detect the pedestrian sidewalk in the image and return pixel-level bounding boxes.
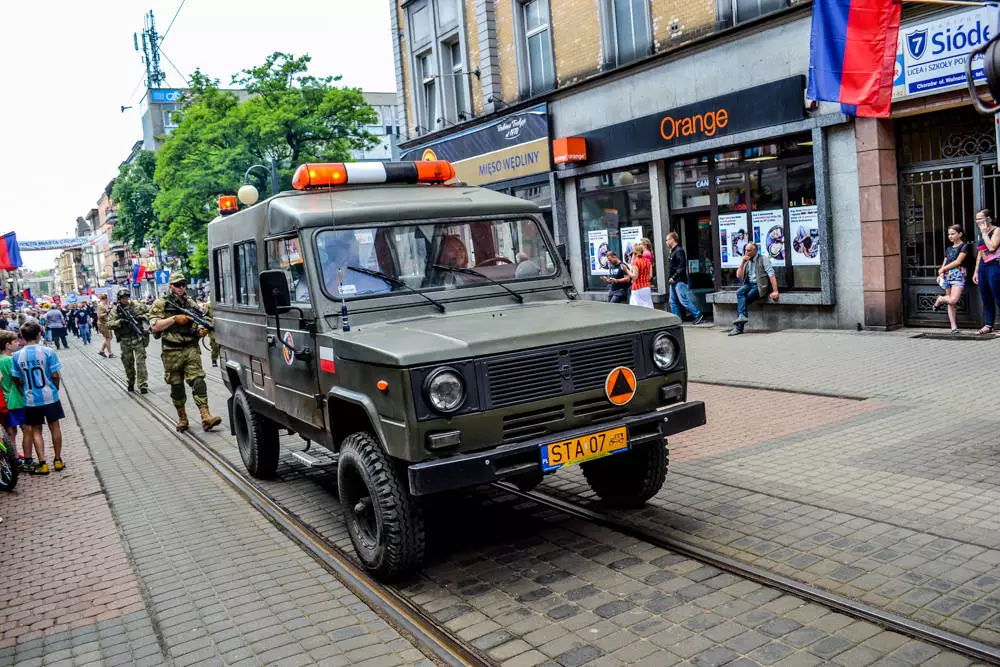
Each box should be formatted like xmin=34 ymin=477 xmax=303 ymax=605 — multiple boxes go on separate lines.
xmin=0 ymin=349 xmax=433 ymax=666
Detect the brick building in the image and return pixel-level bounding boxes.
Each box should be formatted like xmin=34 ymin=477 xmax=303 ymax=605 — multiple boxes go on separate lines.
xmin=390 ymin=0 xmax=998 ymax=330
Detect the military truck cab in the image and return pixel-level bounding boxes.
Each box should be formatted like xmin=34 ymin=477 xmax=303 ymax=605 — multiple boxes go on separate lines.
xmin=208 ymin=160 xmax=706 ymax=579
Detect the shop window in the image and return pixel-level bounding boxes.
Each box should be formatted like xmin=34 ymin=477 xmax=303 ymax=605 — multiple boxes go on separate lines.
xmin=518 ymin=0 xmax=555 ymax=97
xmin=234 ymin=242 xmax=258 ymax=307
xmin=213 ymin=247 xmax=233 ymax=305
xmin=266 ymin=237 xmax=310 ymax=304
xmin=579 ymin=168 xmax=655 ymax=292
xmin=603 ymin=0 xmax=651 ymax=67
xmin=786 ymin=162 xmax=819 ymax=288
xmin=671 ymin=157 xmax=711 ymax=209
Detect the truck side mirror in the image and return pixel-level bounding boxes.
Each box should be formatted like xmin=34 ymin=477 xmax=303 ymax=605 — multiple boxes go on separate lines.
xmin=967 ymin=36 xmax=1000 ymax=114
xmin=259 ymin=270 xmax=291 ymax=316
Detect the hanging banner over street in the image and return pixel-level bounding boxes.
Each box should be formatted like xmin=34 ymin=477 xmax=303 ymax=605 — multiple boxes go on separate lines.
xmin=19 ymin=234 xmax=108 ymax=251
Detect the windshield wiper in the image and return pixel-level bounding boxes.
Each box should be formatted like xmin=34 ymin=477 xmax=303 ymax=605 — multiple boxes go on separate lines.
xmin=344 ymin=265 xmax=446 ymax=313
xmin=432 ymin=264 xmax=524 ymax=304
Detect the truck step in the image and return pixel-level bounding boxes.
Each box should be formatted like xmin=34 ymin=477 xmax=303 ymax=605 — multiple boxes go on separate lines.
xmin=291 ymin=451 xmax=335 ymax=468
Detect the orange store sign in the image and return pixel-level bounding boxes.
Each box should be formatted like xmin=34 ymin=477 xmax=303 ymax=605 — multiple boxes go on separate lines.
xmin=552 ymin=137 xmax=587 ymax=164
xmin=660 ymin=109 xmax=729 ymax=141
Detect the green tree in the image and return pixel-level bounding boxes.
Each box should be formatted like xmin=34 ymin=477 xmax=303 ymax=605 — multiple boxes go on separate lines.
xmin=111 ymin=150 xmax=159 ymax=249
xmin=153 ymin=54 xmax=378 ymax=276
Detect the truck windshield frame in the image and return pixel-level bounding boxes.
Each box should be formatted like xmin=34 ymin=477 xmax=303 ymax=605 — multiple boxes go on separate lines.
xmin=314 ymin=217 xmax=560 ymax=302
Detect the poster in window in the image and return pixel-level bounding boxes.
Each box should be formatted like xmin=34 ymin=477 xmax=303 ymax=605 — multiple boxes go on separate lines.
xmin=587 ymin=229 xmax=610 ymax=276
xmin=717 ymin=213 xmax=747 ymax=268
xmin=790 ymin=206 xmax=821 ymax=266
xmin=752 ymin=209 xmax=785 ymax=262
xmin=620 ymin=226 xmax=643 ymax=264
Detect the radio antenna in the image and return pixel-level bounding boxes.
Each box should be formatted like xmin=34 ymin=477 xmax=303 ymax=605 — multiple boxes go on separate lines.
xmin=136 ymin=10 xmax=167 ymax=90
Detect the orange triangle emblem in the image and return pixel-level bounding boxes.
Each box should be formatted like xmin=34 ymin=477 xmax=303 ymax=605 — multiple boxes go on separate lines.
xmin=605 ymin=366 xmax=637 ymax=406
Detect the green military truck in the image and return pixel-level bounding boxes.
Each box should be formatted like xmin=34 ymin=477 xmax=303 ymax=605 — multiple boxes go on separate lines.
xmin=208 ymin=160 xmax=706 ymax=579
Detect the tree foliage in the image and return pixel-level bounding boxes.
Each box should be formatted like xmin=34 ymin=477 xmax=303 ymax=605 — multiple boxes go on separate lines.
xmin=153 ymin=53 xmax=378 ymax=276
xmin=111 ymin=150 xmax=159 ymax=249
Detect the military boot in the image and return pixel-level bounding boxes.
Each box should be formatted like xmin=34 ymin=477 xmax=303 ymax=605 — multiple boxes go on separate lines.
xmin=200 ymin=407 xmax=222 ymax=432
xmin=175 ymin=406 xmax=189 ymax=433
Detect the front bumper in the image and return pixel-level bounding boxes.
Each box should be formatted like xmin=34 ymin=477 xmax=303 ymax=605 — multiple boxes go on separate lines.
xmin=407 ymin=400 xmax=706 ymax=496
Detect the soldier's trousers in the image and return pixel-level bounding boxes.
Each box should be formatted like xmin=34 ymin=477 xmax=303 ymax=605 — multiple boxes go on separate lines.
xmin=120 ymin=336 xmax=149 ymax=389
xmin=162 ymin=344 xmax=208 ymax=410
xmin=209 ymin=333 xmax=219 ymax=362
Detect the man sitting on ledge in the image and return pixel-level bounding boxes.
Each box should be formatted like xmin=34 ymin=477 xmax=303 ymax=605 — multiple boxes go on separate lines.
xmin=729 ymin=242 xmax=779 ymax=336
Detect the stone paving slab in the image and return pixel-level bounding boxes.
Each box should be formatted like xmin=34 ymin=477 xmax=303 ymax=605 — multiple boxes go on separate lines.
xmin=111 ymin=342 xmax=976 ymax=666
xmin=54 ymin=348 xmax=431 ymax=667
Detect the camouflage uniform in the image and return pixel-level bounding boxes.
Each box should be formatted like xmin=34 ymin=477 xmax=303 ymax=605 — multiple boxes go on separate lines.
xmin=148 ymin=273 xmax=222 ymax=432
xmin=203 ymin=302 xmax=219 ymax=365
xmin=106 ymin=291 xmax=150 ymax=392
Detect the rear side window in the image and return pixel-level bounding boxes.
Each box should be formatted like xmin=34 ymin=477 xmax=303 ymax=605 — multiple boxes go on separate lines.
xmin=266 ymin=236 xmax=310 ymax=303
xmin=214 ymin=247 xmax=233 ymax=304
xmin=234 ymin=242 xmax=259 ymax=307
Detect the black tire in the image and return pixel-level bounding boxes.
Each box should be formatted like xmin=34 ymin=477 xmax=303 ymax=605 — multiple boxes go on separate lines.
xmin=233 ymin=388 xmax=280 ymax=479
xmin=580 ymin=440 xmax=668 ymax=509
xmin=0 ymin=441 xmax=18 ymax=493
xmin=338 ymin=431 xmax=424 ymax=580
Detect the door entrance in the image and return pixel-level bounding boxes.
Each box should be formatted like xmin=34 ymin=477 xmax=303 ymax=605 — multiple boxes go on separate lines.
xmin=898 ymin=108 xmax=997 ymax=327
xmin=671 ymin=211 xmax=714 ymax=317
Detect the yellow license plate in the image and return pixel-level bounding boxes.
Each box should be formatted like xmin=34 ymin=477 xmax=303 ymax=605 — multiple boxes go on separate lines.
xmin=541 ymin=426 xmax=628 ymax=472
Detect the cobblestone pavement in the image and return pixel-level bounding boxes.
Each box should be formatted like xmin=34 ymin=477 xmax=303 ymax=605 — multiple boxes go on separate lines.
xmin=0 ymin=346 xmax=431 ymax=666
xmin=93 ymin=339 xmax=978 ymax=665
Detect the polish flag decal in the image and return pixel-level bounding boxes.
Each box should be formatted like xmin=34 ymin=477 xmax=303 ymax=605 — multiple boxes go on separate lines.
xmin=319 ymin=346 xmax=335 ymax=373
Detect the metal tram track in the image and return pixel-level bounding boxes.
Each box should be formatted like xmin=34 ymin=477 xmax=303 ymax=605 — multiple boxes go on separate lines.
xmin=78 ymin=350 xmax=486 ymax=667
xmin=495 ymin=483 xmax=1000 ymax=665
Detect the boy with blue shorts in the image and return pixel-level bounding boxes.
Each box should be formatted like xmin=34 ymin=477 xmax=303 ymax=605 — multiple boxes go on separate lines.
xmin=11 ymin=321 xmax=64 ymax=475
xmin=0 ymin=331 xmax=28 ymax=470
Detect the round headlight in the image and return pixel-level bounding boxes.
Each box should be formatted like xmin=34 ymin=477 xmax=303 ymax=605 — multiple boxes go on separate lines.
xmin=425 ymin=368 xmax=466 ymax=413
xmin=652 ymin=333 xmax=678 ymax=371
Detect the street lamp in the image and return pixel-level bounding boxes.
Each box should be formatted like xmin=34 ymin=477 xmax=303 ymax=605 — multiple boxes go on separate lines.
xmin=239 ymin=156 xmax=280 ymax=206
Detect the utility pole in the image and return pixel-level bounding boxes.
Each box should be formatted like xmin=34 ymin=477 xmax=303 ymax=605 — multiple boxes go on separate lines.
xmin=135 ymin=10 xmax=166 ymax=90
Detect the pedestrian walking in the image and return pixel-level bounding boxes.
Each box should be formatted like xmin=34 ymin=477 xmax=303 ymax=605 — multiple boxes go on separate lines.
xmin=148 ymin=273 xmax=221 ymax=432
xmin=933 ymin=225 xmax=971 ymax=333
xmin=666 ymin=232 xmax=705 ymax=324
xmin=729 ymin=242 xmax=780 ymax=336
xmin=43 ymin=305 xmax=68 ymax=350
xmin=76 ymin=307 xmax=92 ymax=345
xmin=0 ymin=331 xmax=29 ymax=473
xmin=626 ymin=241 xmax=654 ymax=308
xmin=601 ymin=251 xmax=632 ymax=303
xmin=106 ymin=289 xmax=150 ymax=393
xmin=10 ymin=320 xmax=65 ymax=475
xmin=96 ymin=294 xmax=115 ymax=358
xmin=67 ymin=306 xmax=79 ymax=338
xmin=973 ymin=209 xmax=1000 ymax=335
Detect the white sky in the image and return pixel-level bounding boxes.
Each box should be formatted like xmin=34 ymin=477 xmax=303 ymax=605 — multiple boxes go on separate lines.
xmin=0 ymin=0 xmax=396 ymax=271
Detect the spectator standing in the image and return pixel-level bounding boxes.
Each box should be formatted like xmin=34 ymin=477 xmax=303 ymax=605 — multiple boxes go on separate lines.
xmin=97 ymin=294 xmax=115 ymax=358
xmin=601 ymin=251 xmax=631 ymax=303
xmin=0 ymin=331 xmax=28 ymax=472
xmin=67 ymin=305 xmax=78 ymax=338
xmin=973 ymin=209 xmax=1000 ymax=335
xmin=665 ymin=232 xmax=705 ymax=324
xmin=76 ymin=306 xmax=92 ymax=345
xmin=933 ymin=225 xmax=971 ymax=333
xmin=729 ymin=243 xmax=779 ymax=336
xmin=43 ymin=305 xmax=68 ymax=350
xmin=11 ymin=321 xmax=65 ymax=474
xmin=626 ymin=241 xmax=654 ymax=308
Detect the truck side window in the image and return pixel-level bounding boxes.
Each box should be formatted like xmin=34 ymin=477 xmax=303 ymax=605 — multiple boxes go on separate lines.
xmin=213 ymin=247 xmax=233 ymax=304
xmin=266 ymin=237 xmax=309 ymax=303
xmin=234 ymin=241 xmax=259 ymax=307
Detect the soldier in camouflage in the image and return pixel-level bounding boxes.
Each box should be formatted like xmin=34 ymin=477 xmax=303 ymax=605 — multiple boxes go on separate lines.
xmin=203 ymin=302 xmax=219 ymax=367
xmin=106 ymin=289 xmax=150 ymax=394
xmin=148 ymin=273 xmax=222 ymax=432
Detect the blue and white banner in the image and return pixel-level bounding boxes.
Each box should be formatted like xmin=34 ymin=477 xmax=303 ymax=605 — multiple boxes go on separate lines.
xmin=19 ymin=233 xmax=108 ymax=251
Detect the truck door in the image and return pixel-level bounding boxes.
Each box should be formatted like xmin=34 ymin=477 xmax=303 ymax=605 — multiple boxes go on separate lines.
xmin=263 ymin=236 xmax=323 ymax=430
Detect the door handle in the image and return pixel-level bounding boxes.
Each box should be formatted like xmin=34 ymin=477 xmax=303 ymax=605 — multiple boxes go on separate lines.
xmin=266 ymin=334 xmax=276 ymax=346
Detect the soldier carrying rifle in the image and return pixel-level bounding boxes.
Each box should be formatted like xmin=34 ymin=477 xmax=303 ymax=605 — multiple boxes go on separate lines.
xmin=106 ymin=289 xmax=150 ymax=394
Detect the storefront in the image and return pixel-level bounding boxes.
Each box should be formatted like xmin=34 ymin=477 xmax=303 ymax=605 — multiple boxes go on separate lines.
xmin=399 ymin=104 xmax=556 ymax=235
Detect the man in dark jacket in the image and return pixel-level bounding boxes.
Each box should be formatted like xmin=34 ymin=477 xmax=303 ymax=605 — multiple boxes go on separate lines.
xmin=666 ymin=233 xmax=704 ymax=324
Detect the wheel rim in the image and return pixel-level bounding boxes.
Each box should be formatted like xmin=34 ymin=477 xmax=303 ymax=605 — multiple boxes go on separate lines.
xmin=234 ymin=400 xmax=252 ymax=464
xmin=343 ymin=463 xmax=379 ymax=551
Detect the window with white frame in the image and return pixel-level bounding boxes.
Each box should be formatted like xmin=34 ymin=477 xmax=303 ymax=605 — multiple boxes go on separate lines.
xmin=407 ymin=0 xmax=470 ymax=133
xmin=448 ymin=41 xmax=469 ymax=121
xmin=417 ymin=51 xmax=437 ymax=132
xmin=521 ymin=0 xmax=554 ymax=96
xmin=608 ymin=0 xmax=650 ymax=66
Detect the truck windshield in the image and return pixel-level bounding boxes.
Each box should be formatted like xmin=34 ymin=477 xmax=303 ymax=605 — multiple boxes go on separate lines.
xmin=316 ymin=219 xmax=558 ymax=298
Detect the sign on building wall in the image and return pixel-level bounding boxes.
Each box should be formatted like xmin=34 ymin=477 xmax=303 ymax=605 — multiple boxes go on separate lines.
xmin=892 ymin=7 xmax=998 ymax=100
xmin=400 ymin=104 xmax=550 ymax=186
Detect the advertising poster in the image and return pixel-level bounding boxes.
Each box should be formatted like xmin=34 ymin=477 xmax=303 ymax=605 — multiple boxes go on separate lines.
xmin=587 ymin=229 xmax=610 ymax=276
xmin=753 ymin=209 xmax=785 ymax=262
xmin=718 ymin=213 xmax=747 ymax=268
xmin=790 ymin=205 xmax=821 ymax=266
xmin=620 ymin=226 xmax=643 ymax=264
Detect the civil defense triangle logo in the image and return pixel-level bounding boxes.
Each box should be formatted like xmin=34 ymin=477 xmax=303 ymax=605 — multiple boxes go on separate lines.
xmin=906 ymin=29 xmax=928 ymax=60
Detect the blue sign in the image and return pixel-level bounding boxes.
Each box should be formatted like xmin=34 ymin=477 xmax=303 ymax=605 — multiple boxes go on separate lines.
xmin=150 ymin=89 xmax=183 ymax=104
xmin=155 ymin=270 xmax=170 ymax=285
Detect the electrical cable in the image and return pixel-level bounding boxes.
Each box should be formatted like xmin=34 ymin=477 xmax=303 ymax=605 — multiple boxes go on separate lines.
xmin=159 ymin=48 xmax=190 ymax=87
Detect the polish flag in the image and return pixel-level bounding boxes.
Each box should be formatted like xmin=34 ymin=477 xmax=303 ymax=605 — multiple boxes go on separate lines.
xmin=319 ymin=346 xmax=335 ymax=373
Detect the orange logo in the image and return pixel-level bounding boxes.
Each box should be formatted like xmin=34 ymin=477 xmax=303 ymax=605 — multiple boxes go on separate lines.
xmin=421 ymin=148 xmax=438 ymax=161
xmin=605 ymin=367 xmax=637 ymax=406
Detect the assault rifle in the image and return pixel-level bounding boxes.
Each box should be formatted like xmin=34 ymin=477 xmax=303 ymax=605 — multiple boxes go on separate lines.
xmin=164 ymin=302 xmax=214 ymax=332
xmin=116 ymin=303 xmax=149 ymax=338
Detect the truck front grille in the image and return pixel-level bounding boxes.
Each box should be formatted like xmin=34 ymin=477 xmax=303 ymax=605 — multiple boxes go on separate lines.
xmin=502 ymin=405 xmax=566 ymax=443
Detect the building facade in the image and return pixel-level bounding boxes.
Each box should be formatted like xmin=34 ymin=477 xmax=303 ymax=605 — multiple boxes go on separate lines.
xmin=350 ymin=92 xmax=404 ymax=161
xmin=391 ymin=0 xmax=994 ymax=330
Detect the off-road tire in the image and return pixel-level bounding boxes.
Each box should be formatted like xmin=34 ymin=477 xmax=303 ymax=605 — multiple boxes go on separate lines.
xmin=0 ymin=442 xmax=17 ymax=493
xmin=580 ymin=440 xmax=668 ymax=509
xmin=338 ymin=431 xmax=424 ymax=580
xmin=233 ymin=388 xmax=280 ymax=479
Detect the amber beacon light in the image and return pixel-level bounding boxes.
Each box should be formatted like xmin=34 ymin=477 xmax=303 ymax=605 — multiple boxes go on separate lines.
xmin=218 ymin=195 xmax=239 ymax=215
xmin=292 ymin=161 xmax=456 ymax=190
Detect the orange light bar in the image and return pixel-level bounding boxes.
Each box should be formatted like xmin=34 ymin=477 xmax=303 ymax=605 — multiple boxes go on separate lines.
xmin=219 ymin=195 xmax=239 ymax=215
xmin=291 ymin=161 xmax=456 ymax=190
xmin=415 ymin=160 xmax=456 ymax=183
xmin=292 ymin=163 xmax=347 ymax=190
